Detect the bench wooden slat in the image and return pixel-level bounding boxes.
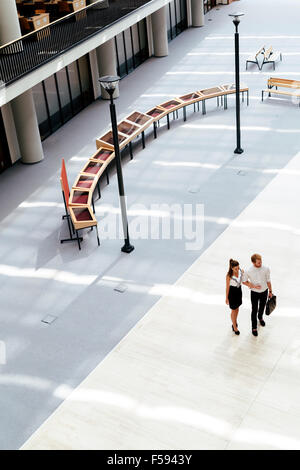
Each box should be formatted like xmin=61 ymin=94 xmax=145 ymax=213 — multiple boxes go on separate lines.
xmin=264 ymin=89 xmax=300 ymax=97
xmin=268 ymin=77 xmax=300 ymax=89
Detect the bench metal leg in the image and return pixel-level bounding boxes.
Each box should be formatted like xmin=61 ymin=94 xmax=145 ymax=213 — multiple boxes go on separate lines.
xmin=247 ymin=90 xmax=249 ymax=106
xmin=262 ymin=90 xmax=264 ymax=102
xmin=105 ymin=168 xmax=109 ymax=185
xmin=76 ymin=230 xmax=81 ymax=250
xmin=61 ymin=216 xmax=83 ymax=246
xmin=97 ymin=181 xmax=101 ymax=200
xmin=153 ymin=121 xmax=157 ymax=139
xmin=167 ymin=113 xmax=170 ymax=129
xmin=183 ymin=106 xmax=187 ymax=122
xmin=224 ymin=95 xmax=227 ymax=110
xmin=142 ymin=131 xmax=145 ymax=149
xmin=129 ymin=141 xmax=133 ymax=159
xmin=96 ymin=225 xmax=100 ymax=246
xmin=202 ymin=100 xmax=206 ymax=115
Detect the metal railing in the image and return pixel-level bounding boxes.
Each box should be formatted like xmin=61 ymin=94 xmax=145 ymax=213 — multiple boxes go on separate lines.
xmin=0 ymin=0 xmax=152 ymax=87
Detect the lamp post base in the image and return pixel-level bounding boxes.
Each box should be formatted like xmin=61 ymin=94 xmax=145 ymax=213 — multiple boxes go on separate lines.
xmin=121 ymin=243 xmax=135 ymax=253
xmin=234 ymin=148 xmax=244 ymax=154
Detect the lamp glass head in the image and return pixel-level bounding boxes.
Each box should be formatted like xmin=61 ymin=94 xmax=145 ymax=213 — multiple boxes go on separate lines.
xmin=98 ymin=75 xmax=120 ymax=92
xmin=228 ymin=12 xmax=244 ymax=20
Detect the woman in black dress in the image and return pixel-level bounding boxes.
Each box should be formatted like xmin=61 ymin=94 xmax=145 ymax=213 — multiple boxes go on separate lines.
xmin=225 ymin=259 xmax=243 ymax=335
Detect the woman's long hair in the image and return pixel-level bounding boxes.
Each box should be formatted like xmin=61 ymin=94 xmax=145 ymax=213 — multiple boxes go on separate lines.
xmin=227 ymin=258 xmax=239 ymax=278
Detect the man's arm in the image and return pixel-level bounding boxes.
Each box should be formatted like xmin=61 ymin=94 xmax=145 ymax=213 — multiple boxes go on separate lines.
xmin=266 ymin=268 xmax=272 ymax=297
xmin=242 ymin=280 xmax=262 ymax=289
xmin=242 ymin=271 xmax=261 ymax=289
xmin=267 ymin=281 xmax=272 ymax=297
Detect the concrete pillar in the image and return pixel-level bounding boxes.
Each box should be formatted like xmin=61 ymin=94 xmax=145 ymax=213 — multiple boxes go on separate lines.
xmin=151 ymin=6 xmax=168 ymax=57
xmin=96 ymin=39 xmax=119 ymax=100
xmin=186 ymin=0 xmax=193 ymax=28
xmin=1 ymin=103 xmax=21 ymax=164
xmin=0 ymin=0 xmax=22 ymax=46
xmin=146 ymin=15 xmax=154 ymax=57
xmin=10 ymin=93 xmax=44 ymax=164
xmin=0 ymin=0 xmax=44 ymax=164
xmin=191 ymin=0 xmax=205 ymax=27
xmin=89 ymin=49 xmax=101 ymax=100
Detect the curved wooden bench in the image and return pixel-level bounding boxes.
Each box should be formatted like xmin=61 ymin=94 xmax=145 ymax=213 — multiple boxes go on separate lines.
xmin=63 ymin=84 xmax=249 ymax=249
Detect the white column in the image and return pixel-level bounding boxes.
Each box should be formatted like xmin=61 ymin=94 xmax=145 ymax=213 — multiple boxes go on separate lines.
xmin=89 ymin=49 xmax=101 ymax=100
xmin=10 ymin=93 xmax=44 ymax=164
xmin=96 ymin=39 xmax=119 ymax=100
xmin=146 ymin=15 xmax=154 ymax=57
xmin=0 ymin=0 xmax=22 ymax=46
xmin=186 ymin=0 xmax=193 ymax=28
xmin=1 ymin=104 xmax=21 ymax=164
xmin=191 ymin=0 xmax=205 ymax=27
xmin=0 ymin=0 xmax=44 ymax=164
xmin=151 ymin=6 xmax=168 ymax=57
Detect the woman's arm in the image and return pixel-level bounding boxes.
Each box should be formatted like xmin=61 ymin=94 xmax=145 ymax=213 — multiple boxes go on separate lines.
xmin=242 ymin=280 xmax=261 ymax=289
xmin=225 ymin=275 xmax=230 ymax=304
xmin=241 ymin=270 xmax=261 ymax=289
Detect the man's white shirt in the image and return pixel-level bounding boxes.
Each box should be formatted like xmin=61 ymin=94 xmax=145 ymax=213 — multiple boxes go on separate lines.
xmin=243 ymin=265 xmax=271 ymax=293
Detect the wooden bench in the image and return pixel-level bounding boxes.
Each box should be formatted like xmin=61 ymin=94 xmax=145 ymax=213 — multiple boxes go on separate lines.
xmin=267 ymin=77 xmax=300 ymax=89
xmin=260 ymin=46 xmax=282 ymax=70
xmin=60 ymin=159 xmax=100 ymax=250
xmin=246 ymin=46 xmax=265 ymax=70
xmin=262 ymin=77 xmax=300 ymax=106
xmin=62 ymin=84 xmax=251 ymax=250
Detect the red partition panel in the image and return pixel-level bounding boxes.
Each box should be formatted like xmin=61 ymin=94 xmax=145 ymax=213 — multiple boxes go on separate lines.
xmin=60 ymin=158 xmax=70 ymax=208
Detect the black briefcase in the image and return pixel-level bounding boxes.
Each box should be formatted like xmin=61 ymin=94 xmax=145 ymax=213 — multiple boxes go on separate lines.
xmin=265 ymin=295 xmax=276 ymax=315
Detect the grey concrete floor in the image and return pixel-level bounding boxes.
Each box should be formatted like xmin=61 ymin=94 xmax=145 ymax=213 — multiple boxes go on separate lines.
xmin=1 ymin=0 xmax=300 ymax=449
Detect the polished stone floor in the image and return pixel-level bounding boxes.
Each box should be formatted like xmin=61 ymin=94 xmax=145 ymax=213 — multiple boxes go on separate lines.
xmin=1 ymin=0 xmax=300 ymax=450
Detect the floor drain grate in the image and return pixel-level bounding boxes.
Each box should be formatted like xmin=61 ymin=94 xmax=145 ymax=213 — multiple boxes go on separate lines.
xmin=42 ymin=315 xmax=58 ymax=324
xmin=188 ymin=185 xmax=200 ymax=193
xmin=114 ymin=283 xmax=127 ymax=293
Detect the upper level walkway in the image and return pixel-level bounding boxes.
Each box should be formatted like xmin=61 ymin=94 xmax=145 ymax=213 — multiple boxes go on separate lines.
xmin=0 ymin=0 xmax=151 ymax=86
xmin=1 ymin=0 xmax=300 ymax=450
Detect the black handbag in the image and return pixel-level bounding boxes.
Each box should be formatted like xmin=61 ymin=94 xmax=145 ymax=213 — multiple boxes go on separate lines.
xmin=266 ymin=294 xmax=276 ymax=315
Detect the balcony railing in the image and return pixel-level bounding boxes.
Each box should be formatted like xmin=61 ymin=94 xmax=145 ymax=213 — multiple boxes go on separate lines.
xmin=0 ymin=0 xmax=152 ymax=87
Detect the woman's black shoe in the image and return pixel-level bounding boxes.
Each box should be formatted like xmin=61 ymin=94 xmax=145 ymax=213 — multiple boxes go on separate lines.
xmin=232 ymin=325 xmax=240 ymax=335
xmin=252 ymin=329 xmax=258 ymax=337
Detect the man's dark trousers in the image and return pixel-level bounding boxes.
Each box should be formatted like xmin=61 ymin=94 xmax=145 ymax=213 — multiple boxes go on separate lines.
xmin=251 ymin=289 xmax=268 ymax=329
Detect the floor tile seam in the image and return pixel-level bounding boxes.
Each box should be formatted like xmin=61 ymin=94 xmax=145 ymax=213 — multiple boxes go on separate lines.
xmin=224 ymin=346 xmax=288 ymax=450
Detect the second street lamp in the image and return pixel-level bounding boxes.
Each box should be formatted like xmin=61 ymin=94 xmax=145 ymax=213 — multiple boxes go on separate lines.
xmin=229 ymin=12 xmax=244 ymax=155
xmin=99 ymin=75 xmax=134 ymax=254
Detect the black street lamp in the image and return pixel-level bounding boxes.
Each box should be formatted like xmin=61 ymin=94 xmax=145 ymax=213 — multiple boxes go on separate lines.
xmin=229 ymin=12 xmax=244 ymax=155
xmin=99 ymin=75 xmax=134 ymax=253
